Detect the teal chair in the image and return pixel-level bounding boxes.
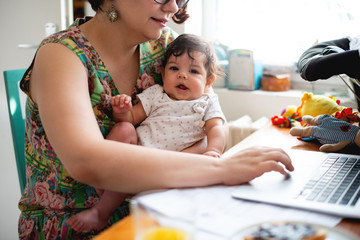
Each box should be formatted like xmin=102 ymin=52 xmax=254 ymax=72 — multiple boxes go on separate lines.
xmin=4 ymin=69 xmax=27 ymax=194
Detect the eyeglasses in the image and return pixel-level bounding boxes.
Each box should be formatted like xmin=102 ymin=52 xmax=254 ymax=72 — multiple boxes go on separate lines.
xmin=154 ymin=0 xmax=189 ymax=10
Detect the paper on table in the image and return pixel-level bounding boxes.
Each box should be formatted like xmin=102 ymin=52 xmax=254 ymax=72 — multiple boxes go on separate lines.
xmin=136 ymin=185 xmax=342 ymax=239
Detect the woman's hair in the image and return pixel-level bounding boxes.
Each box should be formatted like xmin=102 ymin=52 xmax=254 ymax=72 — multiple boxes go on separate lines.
xmin=164 ymin=34 xmax=222 ymax=78
xmin=87 ymin=0 xmax=189 ymax=23
xmin=172 ymin=5 xmax=189 ymax=24
xmin=88 ymin=0 xmax=103 ymax=11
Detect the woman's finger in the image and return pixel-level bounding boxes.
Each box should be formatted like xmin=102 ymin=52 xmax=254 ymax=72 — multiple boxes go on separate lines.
xmin=260 ymin=160 xmax=288 ymax=175
xmin=262 ymin=149 xmax=294 ymax=172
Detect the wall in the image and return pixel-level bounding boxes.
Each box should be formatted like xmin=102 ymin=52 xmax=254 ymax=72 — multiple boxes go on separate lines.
xmin=214 ymin=88 xmax=303 ymax=121
xmin=214 ymin=88 xmax=357 ymax=122
xmin=0 ymin=1 xmax=61 ymax=239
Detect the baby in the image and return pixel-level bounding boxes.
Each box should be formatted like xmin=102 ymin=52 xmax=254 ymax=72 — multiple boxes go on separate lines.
xmin=67 ymin=33 xmax=226 ymax=232
xmin=112 ymin=33 xmax=227 ymax=157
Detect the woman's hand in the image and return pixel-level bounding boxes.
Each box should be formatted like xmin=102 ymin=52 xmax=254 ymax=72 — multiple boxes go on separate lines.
xmin=219 ymin=146 xmax=294 ymax=185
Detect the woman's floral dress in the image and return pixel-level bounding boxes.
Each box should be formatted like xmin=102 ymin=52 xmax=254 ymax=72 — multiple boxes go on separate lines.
xmin=18 ymin=17 xmax=177 ymax=240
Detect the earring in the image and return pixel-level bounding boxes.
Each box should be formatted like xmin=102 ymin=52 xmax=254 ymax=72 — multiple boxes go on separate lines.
xmin=106 ymin=0 xmax=119 ymax=23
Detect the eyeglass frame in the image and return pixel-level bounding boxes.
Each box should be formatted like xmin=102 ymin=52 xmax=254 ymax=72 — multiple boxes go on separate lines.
xmin=153 ymin=0 xmax=189 ymax=10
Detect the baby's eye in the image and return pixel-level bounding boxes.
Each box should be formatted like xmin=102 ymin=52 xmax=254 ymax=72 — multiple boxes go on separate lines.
xmin=169 ymin=66 xmax=179 ymax=71
xmin=190 ymin=69 xmax=199 ymax=74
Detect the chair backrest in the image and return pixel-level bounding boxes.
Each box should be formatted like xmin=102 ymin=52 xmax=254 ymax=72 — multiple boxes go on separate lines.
xmin=4 ymin=69 xmax=26 ymax=194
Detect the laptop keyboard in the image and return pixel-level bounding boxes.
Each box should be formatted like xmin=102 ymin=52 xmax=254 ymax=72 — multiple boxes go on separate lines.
xmin=296 ymin=155 xmax=360 ymax=206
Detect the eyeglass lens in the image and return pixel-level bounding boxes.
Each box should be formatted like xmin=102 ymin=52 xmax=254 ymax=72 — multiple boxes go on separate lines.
xmin=176 ymin=0 xmax=188 ymax=9
xmin=154 ymin=0 xmax=189 ymax=9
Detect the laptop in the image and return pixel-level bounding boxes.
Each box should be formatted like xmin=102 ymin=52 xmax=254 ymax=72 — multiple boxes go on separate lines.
xmin=231 ymin=149 xmax=360 ymax=219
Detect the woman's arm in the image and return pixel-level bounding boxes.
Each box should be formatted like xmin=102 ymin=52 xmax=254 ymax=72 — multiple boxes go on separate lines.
xmin=203 ymin=118 xmax=226 ymax=158
xmin=30 ymin=43 xmax=293 ymax=193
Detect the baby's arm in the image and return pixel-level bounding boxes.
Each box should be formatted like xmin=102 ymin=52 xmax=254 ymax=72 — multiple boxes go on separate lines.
xmin=111 ymin=94 xmax=147 ymax=125
xmin=203 ymin=118 xmax=226 ymax=158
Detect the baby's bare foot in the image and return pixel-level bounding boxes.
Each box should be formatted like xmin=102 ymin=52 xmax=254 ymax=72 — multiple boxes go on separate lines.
xmin=67 ymin=208 xmax=109 ymax=232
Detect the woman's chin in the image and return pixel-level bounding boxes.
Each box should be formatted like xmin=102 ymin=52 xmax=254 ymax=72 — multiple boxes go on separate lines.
xmin=150 ymin=32 xmax=163 ymax=41
xmin=145 ymin=27 xmax=165 ymax=41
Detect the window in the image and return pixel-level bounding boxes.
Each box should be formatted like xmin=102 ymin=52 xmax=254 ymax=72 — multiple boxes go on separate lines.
xmin=200 ymin=0 xmax=360 ymax=64
xmin=185 ymin=0 xmax=360 ymax=94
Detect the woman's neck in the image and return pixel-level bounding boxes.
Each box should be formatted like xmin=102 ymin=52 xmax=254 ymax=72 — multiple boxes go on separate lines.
xmin=80 ymin=15 xmax=142 ymax=60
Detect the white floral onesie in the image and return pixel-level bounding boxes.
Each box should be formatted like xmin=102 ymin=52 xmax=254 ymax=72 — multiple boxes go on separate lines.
xmin=136 ymin=84 xmax=226 ymax=151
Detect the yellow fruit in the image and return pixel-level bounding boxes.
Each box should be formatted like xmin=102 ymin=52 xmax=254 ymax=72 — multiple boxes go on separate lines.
xmin=141 ymin=227 xmax=191 ymax=240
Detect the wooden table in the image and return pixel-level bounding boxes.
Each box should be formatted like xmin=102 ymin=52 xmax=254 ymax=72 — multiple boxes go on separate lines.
xmin=94 ymin=215 xmax=135 ymax=240
xmin=95 ymin=124 xmax=360 ymax=240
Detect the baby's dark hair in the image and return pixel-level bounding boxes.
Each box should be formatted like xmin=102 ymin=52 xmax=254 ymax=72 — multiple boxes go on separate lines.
xmin=164 ymin=34 xmax=222 ymax=78
xmin=87 ymin=0 xmax=189 ymax=23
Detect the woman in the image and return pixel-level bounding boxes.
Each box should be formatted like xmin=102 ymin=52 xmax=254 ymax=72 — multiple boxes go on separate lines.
xmin=18 ymin=0 xmax=294 ymax=239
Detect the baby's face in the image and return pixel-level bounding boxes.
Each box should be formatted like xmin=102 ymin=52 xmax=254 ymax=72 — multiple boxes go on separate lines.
xmin=162 ymin=51 xmax=210 ymax=101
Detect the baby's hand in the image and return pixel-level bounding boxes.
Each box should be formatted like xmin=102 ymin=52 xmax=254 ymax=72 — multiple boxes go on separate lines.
xmin=111 ymin=94 xmax=132 ymax=114
xmin=203 ymin=150 xmax=221 ymax=158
